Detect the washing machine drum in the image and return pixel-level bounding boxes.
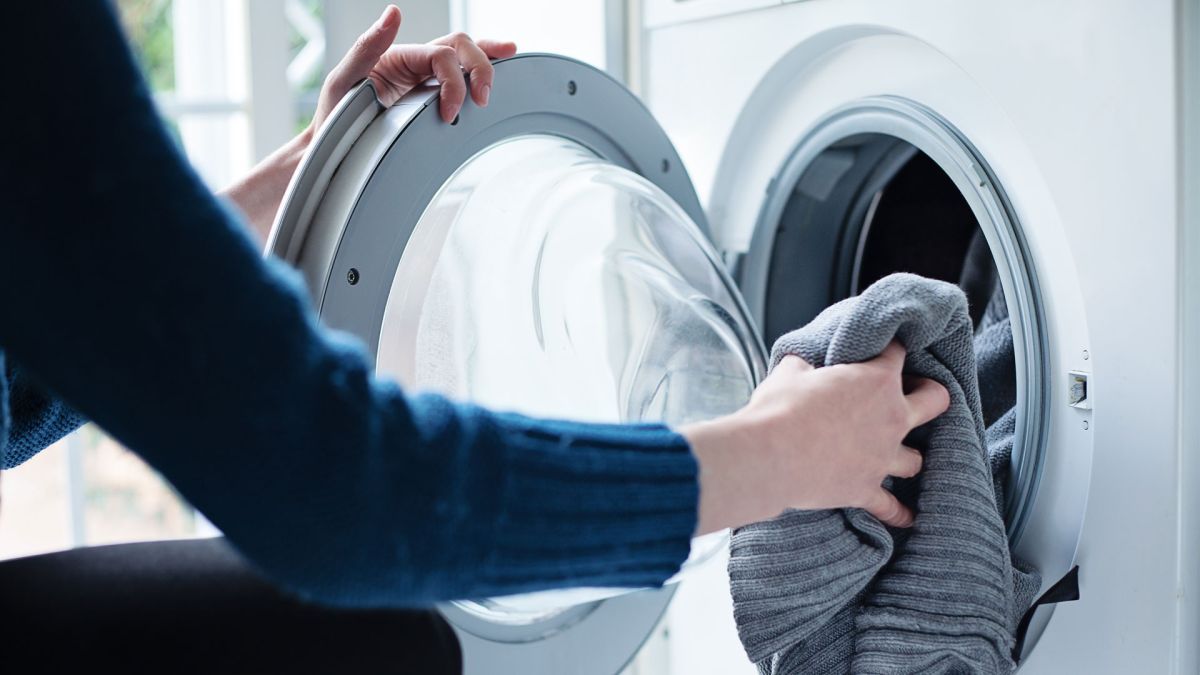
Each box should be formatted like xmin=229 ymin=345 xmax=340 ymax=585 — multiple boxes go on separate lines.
xmin=268 ymin=55 xmax=767 ymax=673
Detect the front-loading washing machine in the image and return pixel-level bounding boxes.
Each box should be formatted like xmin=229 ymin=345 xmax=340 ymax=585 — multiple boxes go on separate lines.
xmin=266 ymin=1 xmax=1200 ymax=672
xmin=638 ymin=1 xmax=1199 ymax=672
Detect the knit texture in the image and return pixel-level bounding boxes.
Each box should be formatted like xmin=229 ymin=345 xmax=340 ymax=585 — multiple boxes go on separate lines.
xmin=2 ymin=358 xmax=88 ymax=468
xmin=976 ymin=283 xmax=1043 ymax=620
xmin=975 ymin=281 xmax=1018 ymax=430
xmin=728 ymin=273 xmax=1040 ymax=674
xmin=0 ymin=353 xmax=6 ymax=470
xmin=0 ymin=0 xmax=700 ymax=607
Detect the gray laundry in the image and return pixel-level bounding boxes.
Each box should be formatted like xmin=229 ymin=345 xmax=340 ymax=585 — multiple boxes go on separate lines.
xmin=728 ymin=273 xmax=1040 ymax=675
xmin=975 ymin=281 xmax=1023 ymax=521
xmin=974 ymin=280 xmax=1018 ymax=429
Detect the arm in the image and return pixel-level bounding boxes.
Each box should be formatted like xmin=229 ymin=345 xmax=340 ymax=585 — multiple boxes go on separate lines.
xmin=219 ymin=130 xmax=312 ymax=244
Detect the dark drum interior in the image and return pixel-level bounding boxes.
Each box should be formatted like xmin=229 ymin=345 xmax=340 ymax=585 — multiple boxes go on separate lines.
xmin=760 ymin=133 xmax=1002 ymax=345
xmin=754 ymin=133 xmax=1018 ymax=525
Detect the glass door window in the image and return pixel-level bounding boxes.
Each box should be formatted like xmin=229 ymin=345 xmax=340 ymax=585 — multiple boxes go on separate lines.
xmin=377 ymin=134 xmax=763 ymax=624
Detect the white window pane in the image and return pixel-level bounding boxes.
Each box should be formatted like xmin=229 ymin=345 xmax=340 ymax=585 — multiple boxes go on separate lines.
xmin=0 ymin=427 xmax=204 ymax=560
xmin=0 ymin=441 xmax=73 ymax=559
xmin=177 ymin=111 xmax=253 ymax=189
xmin=173 ymin=0 xmax=248 ymax=101
xmin=464 ymin=0 xmax=607 ymax=70
xmin=79 ymin=429 xmax=197 ymax=547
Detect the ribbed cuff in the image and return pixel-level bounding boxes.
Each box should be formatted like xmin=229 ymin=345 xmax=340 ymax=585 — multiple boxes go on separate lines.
xmin=474 ymin=411 xmax=700 ymax=592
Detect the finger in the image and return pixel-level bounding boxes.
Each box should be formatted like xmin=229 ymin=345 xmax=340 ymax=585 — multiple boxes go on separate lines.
xmin=775 ymin=354 xmax=815 ymax=373
xmin=427 ymin=45 xmax=468 ymax=123
xmin=329 ymin=5 xmax=401 ymax=92
xmin=435 ymin=32 xmax=495 ymax=106
xmin=890 ymin=444 xmax=924 ymax=478
xmin=864 ymin=489 xmax=914 ymax=528
xmin=476 ymin=39 xmax=518 ymax=60
xmin=904 ymin=376 xmax=951 ymax=427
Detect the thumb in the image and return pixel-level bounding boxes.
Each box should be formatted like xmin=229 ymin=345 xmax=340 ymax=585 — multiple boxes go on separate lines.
xmin=330 ymin=5 xmax=401 ymax=89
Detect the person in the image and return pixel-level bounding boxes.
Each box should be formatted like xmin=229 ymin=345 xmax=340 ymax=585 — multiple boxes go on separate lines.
xmin=0 ymin=3 xmax=949 ymax=672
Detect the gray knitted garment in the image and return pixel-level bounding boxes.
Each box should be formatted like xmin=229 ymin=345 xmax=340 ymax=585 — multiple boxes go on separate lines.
xmin=728 ymin=273 xmax=1040 ymax=674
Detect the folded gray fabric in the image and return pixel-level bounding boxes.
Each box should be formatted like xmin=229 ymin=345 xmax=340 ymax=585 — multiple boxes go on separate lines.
xmin=975 ymin=283 xmax=1042 ymax=619
xmin=978 ymin=281 xmax=1043 ymax=615
xmin=974 ymin=280 xmax=1018 ymax=429
xmin=728 ymin=273 xmax=1040 ymax=674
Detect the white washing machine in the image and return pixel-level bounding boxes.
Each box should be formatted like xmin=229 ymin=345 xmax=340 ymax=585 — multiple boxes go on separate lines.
xmin=638 ymin=1 xmax=1199 ymax=672
xmin=267 ymin=1 xmax=1200 ymax=672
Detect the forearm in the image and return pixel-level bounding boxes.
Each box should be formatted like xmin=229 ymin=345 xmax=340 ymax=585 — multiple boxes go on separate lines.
xmin=219 ymin=127 xmax=314 ymax=245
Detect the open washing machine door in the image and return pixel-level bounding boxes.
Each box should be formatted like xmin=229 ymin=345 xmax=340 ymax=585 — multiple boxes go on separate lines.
xmin=268 ymin=54 xmax=767 ymax=673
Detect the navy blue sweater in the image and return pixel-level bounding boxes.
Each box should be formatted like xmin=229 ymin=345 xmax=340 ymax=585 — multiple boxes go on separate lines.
xmin=0 ymin=1 xmax=698 ymax=607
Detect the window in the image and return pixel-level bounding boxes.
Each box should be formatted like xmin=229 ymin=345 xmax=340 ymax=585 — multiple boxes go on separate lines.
xmin=453 ymin=0 xmax=622 ymax=79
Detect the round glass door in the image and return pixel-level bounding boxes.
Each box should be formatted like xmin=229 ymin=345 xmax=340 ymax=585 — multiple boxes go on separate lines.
xmin=375 ymin=134 xmax=766 ymax=624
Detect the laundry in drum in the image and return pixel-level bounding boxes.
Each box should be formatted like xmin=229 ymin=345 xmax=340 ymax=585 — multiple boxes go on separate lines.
xmin=727 ymin=241 xmax=1046 ymax=674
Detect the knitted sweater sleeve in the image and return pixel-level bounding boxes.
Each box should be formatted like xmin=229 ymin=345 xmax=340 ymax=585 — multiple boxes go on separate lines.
xmin=1 ymin=360 xmax=88 ymax=469
xmin=0 ymin=1 xmax=698 ymax=607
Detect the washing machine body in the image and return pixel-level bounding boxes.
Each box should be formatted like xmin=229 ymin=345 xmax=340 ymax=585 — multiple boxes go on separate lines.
xmin=639 ymin=0 xmax=1200 ymax=672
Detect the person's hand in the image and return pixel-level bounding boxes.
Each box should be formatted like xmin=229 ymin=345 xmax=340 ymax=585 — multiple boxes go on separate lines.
xmin=683 ymin=341 xmax=950 ymax=534
xmin=312 ymin=5 xmax=518 ymax=130
xmin=224 ymin=5 xmax=516 ymax=243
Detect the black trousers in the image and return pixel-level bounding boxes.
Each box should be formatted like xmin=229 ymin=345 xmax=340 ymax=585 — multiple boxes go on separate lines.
xmin=0 ymin=538 xmax=463 ymax=674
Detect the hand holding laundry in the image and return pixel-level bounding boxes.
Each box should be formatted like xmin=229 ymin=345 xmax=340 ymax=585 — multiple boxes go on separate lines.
xmin=683 ymin=342 xmax=949 ymax=535
xmin=727 ymin=273 xmax=1041 ymax=674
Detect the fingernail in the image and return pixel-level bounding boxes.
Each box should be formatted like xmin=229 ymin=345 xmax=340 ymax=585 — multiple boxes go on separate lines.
xmin=377 ymin=5 xmax=398 ymax=28
xmin=480 ymin=84 xmax=491 ymax=106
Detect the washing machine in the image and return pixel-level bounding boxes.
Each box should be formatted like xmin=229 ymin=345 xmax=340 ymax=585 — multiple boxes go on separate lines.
xmin=266 ymin=1 xmax=1200 ymax=672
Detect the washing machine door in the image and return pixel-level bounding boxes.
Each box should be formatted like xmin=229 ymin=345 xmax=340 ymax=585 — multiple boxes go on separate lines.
xmin=267 ymin=54 xmax=767 ymax=673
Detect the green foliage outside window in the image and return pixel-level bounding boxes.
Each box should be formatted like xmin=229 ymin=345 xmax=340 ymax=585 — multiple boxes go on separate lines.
xmin=290 ymin=0 xmax=324 ymax=133
xmin=114 ymin=0 xmax=181 ymax=145
xmin=116 ymin=0 xmax=175 ymax=93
